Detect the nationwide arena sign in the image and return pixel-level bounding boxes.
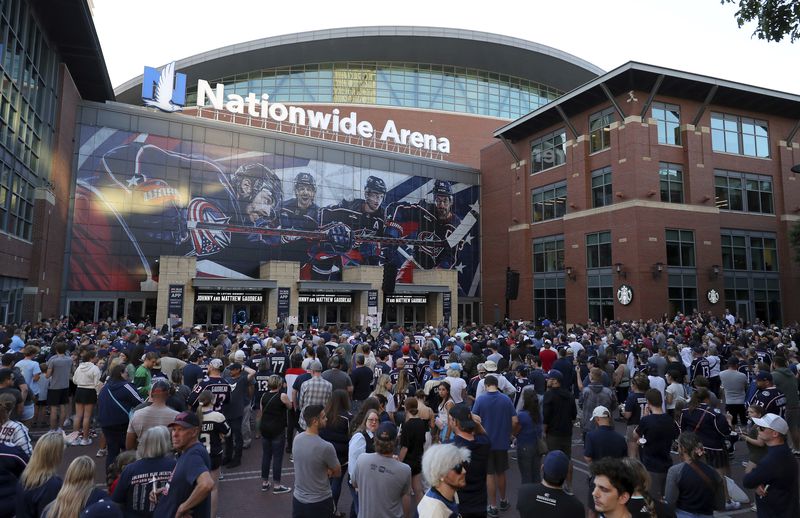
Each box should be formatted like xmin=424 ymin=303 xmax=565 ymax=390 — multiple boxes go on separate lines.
xmin=142 ymin=62 xmax=451 ymax=154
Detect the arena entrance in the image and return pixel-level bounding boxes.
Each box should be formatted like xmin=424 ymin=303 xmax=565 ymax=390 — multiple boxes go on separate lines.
xmin=298 ymin=292 xmax=353 ymax=328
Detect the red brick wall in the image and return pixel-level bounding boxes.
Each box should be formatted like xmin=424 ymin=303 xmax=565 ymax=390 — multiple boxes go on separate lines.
xmin=481 ymin=88 xmax=800 ymax=324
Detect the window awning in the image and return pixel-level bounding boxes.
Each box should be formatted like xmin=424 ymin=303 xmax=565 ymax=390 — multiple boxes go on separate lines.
xmin=192 ymin=278 xmax=277 ymax=290
xmin=395 ymin=283 xmax=450 ymax=293
xmin=296 ymin=281 xmax=373 ymax=292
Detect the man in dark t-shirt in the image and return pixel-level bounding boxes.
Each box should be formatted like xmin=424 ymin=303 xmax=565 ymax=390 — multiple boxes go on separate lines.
xmin=154 ymin=412 xmax=213 ymax=518
xmin=517 ymin=450 xmax=584 ymax=518
xmin=350 ymin=354 xmax=373 ymax=410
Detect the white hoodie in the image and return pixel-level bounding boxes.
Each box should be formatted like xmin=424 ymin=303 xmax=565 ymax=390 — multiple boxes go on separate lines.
xmin=72 ymin=362 xmax=101 ymax=390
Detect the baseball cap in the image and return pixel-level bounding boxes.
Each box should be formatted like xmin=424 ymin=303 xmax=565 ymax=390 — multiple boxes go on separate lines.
xmin=234 ymin=350 xmax=246 ymax=361
xmin=209 ymin=358 xmax=224 ymax=370
xmin=82 ymin=499 xmax=123 ymax=518
xmin=229 ymin=362 xmax=242 ymax=371
xmin=545 ymin=370 xmax=563 ymax=381
xmin=483 ymin=360 xmax=498 ymax=372
xmin=189 ymin=350 xmax=204 ymax=361
xmin=542 ymin=450 xmax=570 ymax=482
xmin=448 ymin=403 xmax=476 ymax=432
xmin=752 ymin=413 xmax=789 ymax=435
xmin=449 ymin=362 xmax=462 ymax=371
xmin=756 ymin=371 xmax=773 ymax=382
xmin=310 ymin=360 xmax=324 ymax=372
xmin=169 ymin=411 xmax=200 ymax=428
xmin=376 ymin=421 xmax=398 ymax=441
xmin=591 ymin=406 xmax=611 ymax=419
xmin=401 ymin=345 xmax=410 ymax=354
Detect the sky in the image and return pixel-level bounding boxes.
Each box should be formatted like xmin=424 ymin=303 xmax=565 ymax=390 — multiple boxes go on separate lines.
xmin=92 ymin=0 xmax=799 ymax=95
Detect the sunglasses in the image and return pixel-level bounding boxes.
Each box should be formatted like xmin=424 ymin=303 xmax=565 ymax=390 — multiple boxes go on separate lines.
xmin=451 ymin=462 xmax=469 ymax=474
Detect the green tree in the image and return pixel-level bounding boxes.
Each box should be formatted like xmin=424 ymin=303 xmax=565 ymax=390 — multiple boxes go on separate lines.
xmin=722 ymin=0 xmax=800 ymax=42
xmin=791 ymin=220 xmax=800 ymax=265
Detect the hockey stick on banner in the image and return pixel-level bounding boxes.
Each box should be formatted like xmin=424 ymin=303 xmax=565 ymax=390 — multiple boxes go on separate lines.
xmin=187 ymin=220 xmax=447 ymax=248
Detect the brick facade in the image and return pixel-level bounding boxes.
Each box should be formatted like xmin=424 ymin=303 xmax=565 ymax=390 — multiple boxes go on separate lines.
xmin=481 ymin=68 xmax=800 ymax=325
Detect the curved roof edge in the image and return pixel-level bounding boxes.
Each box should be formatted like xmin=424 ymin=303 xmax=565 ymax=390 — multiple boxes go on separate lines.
xmin=115 ymin=26 xmax=604 ymax=95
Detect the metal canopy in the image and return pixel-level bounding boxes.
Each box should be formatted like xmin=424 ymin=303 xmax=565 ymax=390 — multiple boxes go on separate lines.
xmin=395 ymin=283 xmax=450 ymax=293
xmin=192 ymin=278 xmax=277 ymax=290
xmin=297 ymin=281 xmax=373 ymax=292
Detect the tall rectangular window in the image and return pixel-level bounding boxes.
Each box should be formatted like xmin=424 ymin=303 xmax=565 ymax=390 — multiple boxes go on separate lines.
xmin=589 ymin=107 xmax=615 ymax=153
xmin=666 ymin=229 xmax=695 ymax=267
xmin=714 ymin=170 xmax=773 ymax=214
xmin=532 ymin=181 xmax=567 ymax=222
xmin=533 ymin=235 xmax=564 ymax=273
xmin=668 ymin=272 xmax=697 ymax=316
xmin=652 ymin=102 xmax=681 ymax=145
xmin=533 ymin=235 xmax=566 ymax=323
xmin=659 ymin=162 xmax=683 ymax=203
xmin=721 ymin=234 xmax=747 ymax=270
xmin=710 ymin=112 xmax=769 ymax=158
xmin=534 ymin=276 xmax=566 ymax=323
xmin=587 ymin=271 xmax=614 ymax=323
xmin=749 ymin=236 xmax=778 ymax=272
xmin=586 ymin=231 xmax=612 ymax=268
xmin=591 ymin=167 xmax=612 ymax=208
xmin=531 ymin=129 xmax=567 ymax=173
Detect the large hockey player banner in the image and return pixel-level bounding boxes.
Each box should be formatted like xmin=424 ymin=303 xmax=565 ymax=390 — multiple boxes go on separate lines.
xmin=70 ymin=126 xmax=480 ymax=297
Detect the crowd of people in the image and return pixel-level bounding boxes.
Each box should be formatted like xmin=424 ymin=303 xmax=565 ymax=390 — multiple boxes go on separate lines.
xmin=0 ymin=309 xmax=799 ymax=518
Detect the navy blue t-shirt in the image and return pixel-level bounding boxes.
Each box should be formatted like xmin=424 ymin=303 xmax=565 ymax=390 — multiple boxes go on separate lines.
xmin=154 ymin=443 xmax=211 ymax=518
xmin=625 ymin=391 xmax=648 ymax=426
xmin=183 ymin=364 xmax=204 ymax=390
xmin=635 ymin=413 xmax=680 ymax=473
xmin=112 ymin=456 xmax=177 ymax=518
xmin=584 ymin=425 xmax=627 ymax=461
xmin=453 ymin=433 xmax=491 ymax=514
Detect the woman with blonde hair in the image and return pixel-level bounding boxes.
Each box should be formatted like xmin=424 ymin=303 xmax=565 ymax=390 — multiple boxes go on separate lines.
xmin=111 ymin=426 xmax=175 ymax=518
xmin=15 ymin=430 xmax=66 ymax=518
xmin=43 ymin=455 xmax=107 ymax=518
xmin=371 ymin=373 xmax=397 ymax=419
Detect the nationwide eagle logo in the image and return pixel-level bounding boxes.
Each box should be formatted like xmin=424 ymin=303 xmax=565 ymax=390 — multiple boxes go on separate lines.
xmin=142 ymin=61 xmax=186 ymax=112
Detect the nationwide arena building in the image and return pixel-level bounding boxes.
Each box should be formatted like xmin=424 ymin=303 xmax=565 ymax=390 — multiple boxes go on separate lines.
xmin=58 ymin=25 xmax=602 ymax=329
xmin=7 ymin=3 xmax=797 ymax=328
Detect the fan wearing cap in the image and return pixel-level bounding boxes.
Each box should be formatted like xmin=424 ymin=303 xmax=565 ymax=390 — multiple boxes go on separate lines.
xmin=742 ymin=413 xmax=800 ymax=517
xmin=125 ymin=379 xmax=179 ymax=451
xmin=517 ymin=450 xmax=585 ymax=518
xmin=186 ymin=359 xmax=231 ymax=413
xmin=352 ymin=421 xmax=412 ymax=518
xmin=474 ymin=360 xmax=516 ymax=399
xmin=153 ymin=412 xmax=213 ymax=518
xmin=748 ymin=370 xmax=787 ymax=420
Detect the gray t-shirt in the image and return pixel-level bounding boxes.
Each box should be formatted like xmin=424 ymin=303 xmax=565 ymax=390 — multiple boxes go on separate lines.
xmin=46 ymin=355 xmax=73 ymax=390
xmin=321 ymin=368 xmax=353 ymax=393
xmin=353 ymin=453 xmax=411 ymax=518
xmin=719 ymin=369 xmax=749 ymax=404
xmin=292 ymin=431 xmax=339 ymax=504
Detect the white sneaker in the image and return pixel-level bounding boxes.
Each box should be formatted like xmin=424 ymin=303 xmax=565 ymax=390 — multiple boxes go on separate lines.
xmin=80 ymin=438 xmax=92 ymax=446
xmin=725 ymin=501 xmax=741 ymax=511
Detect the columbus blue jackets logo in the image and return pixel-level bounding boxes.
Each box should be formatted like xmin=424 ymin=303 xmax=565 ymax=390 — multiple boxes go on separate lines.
xmin=187 ymin=198 xmax=230 ymax=256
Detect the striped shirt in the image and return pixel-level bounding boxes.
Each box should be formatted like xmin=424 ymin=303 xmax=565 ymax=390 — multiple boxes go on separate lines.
xmin=0 ymin=420 xmax=32 ymax=455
